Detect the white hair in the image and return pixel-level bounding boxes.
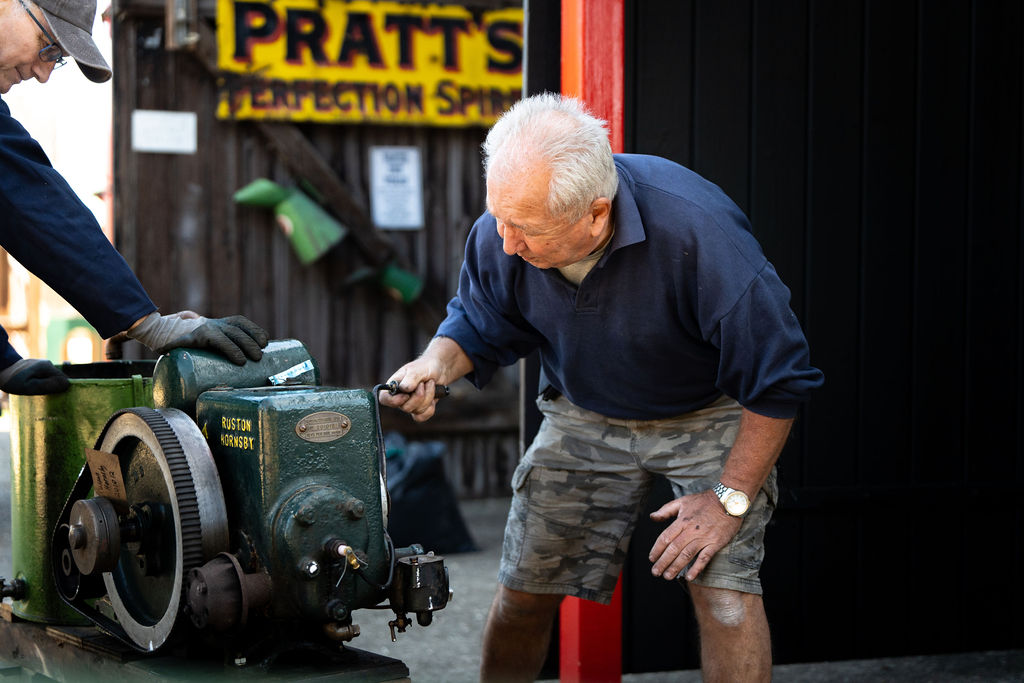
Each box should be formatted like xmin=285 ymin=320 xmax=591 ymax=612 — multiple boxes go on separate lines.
xmin=483 ymin=92 xmax=618 ymax=222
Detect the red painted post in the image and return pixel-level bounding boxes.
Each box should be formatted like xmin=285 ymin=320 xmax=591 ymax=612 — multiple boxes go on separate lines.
xmin=561 ymin=0 xmax=625 ymax=153
xmin=558 ymin=1 xmax=625 ymax=682
xmin=559 ymin=575 xmax=624 ymax=683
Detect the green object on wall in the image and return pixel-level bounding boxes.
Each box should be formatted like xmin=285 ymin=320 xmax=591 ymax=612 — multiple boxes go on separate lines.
xmin=234 ymin=178 xmax=348 ymax=265
xmin=344 ymin=262 xmax=424 ymax=305
xmin=377 ymin=263 xmax=424 ymax=304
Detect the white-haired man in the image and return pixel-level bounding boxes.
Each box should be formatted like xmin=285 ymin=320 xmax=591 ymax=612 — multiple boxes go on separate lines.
xmin=0 ymin=0 xmax=267 ymax=395
xmin=383 ymin=93 xmax=823 ymax=682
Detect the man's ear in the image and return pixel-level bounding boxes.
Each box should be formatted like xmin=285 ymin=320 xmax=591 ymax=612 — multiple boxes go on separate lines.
xmin=589 ymin=197 xmax=612 ymax=236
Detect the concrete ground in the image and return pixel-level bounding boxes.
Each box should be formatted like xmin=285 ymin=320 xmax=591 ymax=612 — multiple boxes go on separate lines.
xmin=338 ymin=496 xmax=1024 ymax=683
xmin=2 ymin=418 xmax=1022 ymax=682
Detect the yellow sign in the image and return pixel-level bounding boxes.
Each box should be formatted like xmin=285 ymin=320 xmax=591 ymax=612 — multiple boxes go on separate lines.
xmin=216 ymin=0 xmax=523 ymax=126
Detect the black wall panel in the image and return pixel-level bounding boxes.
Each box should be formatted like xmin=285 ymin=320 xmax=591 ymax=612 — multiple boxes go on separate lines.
xmin=622 ymin=0 xmax=1023 ymax=670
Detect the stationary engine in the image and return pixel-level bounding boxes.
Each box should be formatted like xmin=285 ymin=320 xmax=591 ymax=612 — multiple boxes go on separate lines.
xmin=7 ymin=340 xmax=447 ymax=666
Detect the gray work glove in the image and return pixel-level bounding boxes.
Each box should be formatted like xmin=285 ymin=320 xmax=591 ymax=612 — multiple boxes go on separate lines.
xmin=0 ymin=358 xmax=70 ymax=395
xmin=127 ymin=311 xmax=269 ymax=365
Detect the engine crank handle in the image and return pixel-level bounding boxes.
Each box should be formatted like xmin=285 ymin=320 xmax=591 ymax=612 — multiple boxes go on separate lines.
xmin=384 ymin=381 xmax=449 ymax=398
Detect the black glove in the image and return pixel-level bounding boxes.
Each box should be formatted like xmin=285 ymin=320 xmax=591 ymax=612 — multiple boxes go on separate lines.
xmin=158 ymin=316 xmax=269 ymax=365
xmin=128 ymin=312 xmax=269 ymax=366
xmin=0 ymin=358 xmax=70 ymax=395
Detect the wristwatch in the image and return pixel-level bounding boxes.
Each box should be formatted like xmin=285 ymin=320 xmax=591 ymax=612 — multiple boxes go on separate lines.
xmin=713 ymin=482 xmax=750 ymax=517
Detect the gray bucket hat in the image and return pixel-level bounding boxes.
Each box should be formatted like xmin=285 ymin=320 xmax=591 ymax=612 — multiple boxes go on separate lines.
xmin=33 ymin=0 xmax=112 ymax=83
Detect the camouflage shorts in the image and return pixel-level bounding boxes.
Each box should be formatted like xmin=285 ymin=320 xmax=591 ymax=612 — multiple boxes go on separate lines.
xmin=498 ymin=394 xmax=778 ymax=604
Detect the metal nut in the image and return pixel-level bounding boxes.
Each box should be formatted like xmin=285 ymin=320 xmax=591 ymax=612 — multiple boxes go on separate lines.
xmin=68 ymin=524 xmax=86 ymax=550
xmin=295 ymin=506 xmax=316 ymax=526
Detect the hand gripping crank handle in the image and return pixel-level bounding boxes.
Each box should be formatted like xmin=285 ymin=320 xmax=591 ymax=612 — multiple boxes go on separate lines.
xmin=385 ymin=380 xmax=449 ymax=398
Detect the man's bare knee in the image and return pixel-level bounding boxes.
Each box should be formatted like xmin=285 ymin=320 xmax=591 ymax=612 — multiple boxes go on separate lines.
xmin=692 ymin=586 xmax=752 ymax=628
xmin=481 ymin=587 xmax=565 ymax=683
xmin=490 ymin=586 xmax=563 ymax=624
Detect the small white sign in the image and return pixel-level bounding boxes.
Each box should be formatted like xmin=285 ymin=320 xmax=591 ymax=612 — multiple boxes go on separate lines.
xmin=131 ymin=110 xmax=197 ymax=155
xmin=369 ymin=146 xmax=424 ymax=230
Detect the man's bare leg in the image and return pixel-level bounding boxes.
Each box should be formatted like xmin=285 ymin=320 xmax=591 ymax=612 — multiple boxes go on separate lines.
xmin=480 ymin=585 xmax=564 ymax=683
xmin=689 ymin=584 xmax=771 ymax=683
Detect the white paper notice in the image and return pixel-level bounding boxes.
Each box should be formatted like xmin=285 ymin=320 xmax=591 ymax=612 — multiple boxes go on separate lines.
xmin=131 ymin=110 xmax=198 ymax=155
xmin=369 ymin=146 xmax=424 ymax=230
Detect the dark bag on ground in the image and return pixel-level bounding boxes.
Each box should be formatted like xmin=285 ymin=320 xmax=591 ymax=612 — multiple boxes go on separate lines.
xmin=384 ymin=432 xmax=478 ymax=554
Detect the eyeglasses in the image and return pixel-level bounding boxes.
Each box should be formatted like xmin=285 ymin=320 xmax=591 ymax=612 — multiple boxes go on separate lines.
xmin=17 ymin=0 xmax=66 ymax=68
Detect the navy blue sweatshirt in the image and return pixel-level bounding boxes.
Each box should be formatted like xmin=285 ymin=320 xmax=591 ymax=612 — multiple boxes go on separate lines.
xmin=437 ymin=153 xmax=823 ymax=420
xmin=0 ymin=95 xmax=155 ymax=369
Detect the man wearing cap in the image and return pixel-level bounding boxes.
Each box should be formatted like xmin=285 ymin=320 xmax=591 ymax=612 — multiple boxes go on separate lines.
xmin=0 ymin=0 xmax=269 ymax=395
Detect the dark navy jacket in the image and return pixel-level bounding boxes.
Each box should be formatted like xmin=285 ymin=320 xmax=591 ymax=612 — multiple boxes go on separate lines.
xmin=0 ymin=95 xmax=155 ymax=370
xmin=437 ymin=153 xmax=823 ymax=420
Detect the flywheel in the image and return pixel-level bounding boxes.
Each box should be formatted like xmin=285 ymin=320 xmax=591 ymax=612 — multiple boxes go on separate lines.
xmin=93 ymin=407 xmax=229 ymax=651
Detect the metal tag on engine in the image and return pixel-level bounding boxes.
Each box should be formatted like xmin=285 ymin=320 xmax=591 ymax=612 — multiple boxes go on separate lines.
xmin=295 ymin=411 xmax=351 ymax=442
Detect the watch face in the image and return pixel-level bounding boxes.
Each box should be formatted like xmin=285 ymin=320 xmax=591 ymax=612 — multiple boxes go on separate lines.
xmin=724 ymin=491 xmax=749 ymax=516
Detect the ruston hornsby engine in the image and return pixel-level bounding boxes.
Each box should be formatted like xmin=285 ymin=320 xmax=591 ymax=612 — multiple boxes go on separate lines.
xmin=1 ymin=340 xmax=448 ymax=669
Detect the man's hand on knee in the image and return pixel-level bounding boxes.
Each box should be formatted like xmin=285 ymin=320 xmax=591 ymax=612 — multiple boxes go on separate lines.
xmin=648 ymin=490 xmax=741 ymax=581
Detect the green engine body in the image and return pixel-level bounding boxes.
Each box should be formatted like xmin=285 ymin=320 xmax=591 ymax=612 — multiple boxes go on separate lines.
xmin=197 ymin=384 xmax=390 ymax=620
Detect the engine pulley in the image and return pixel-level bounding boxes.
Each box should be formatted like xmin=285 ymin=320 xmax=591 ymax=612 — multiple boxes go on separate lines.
xmin=68 ymin=497 xmax=122 ymax=575
xmin=84 ymin=407 xmax=229 ymax=651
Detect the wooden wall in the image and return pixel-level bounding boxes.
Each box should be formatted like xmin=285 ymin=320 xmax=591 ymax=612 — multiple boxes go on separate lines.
xmin=112 ymin=1 xmax=522 ymax=498
xmin=619 ymin=0 xmax=1024 ymax=671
